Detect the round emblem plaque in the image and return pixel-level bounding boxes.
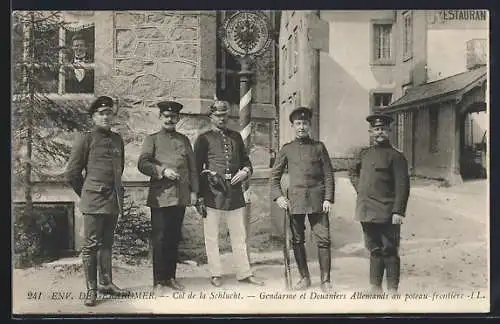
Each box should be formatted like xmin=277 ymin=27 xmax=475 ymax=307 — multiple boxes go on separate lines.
xmin=218 ymin=11 xmax=272 ymax=59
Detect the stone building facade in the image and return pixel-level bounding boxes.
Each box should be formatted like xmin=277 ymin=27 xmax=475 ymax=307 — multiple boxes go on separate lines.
xmin=279 ymin=10 xmax=488 ymax=183
xmin=12 ymin=10 xmax=279 ymax=255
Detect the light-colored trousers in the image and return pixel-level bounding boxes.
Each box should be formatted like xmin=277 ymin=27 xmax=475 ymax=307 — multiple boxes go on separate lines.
xmin=203 ymin=207 xmax=252 ymax=280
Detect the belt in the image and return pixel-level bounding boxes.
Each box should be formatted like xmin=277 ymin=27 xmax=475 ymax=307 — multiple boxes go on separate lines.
xmin=201 ymin=169 xmax=233 ymax=180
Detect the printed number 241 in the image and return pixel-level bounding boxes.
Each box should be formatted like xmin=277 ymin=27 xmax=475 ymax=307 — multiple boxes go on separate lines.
xmin=27 ymin=291 xmax=42 ymax=300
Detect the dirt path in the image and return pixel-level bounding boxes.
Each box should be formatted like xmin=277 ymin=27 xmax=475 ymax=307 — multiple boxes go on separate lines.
xmin=13 ymin=179 xmax=489 ymax=315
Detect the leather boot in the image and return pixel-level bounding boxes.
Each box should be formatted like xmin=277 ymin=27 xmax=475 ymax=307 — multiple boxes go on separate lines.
xmin=97 ymin=249 xmax=130 ymax=296
xmin=385 ymin=255 xmax=400 ymax=292
xmin=292 ymin=244 xmax=311 ymax=290
xmin=82 ymin=254 xmax=98 ymax=307
xmin=165 ymin=278 xmax=185 ymax=291
xmin=318 ymin=247 xmax=332 ymax=292
xmin=370 ymin=254 xmax=385 ymax=291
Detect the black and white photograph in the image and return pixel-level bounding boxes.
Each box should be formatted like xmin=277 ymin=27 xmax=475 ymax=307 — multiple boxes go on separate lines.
xmin=11 ymin=10 xmax=489 ymax=315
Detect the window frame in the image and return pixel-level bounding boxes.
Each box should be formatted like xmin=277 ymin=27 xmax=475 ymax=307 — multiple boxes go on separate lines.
xmin=369 ymin=90 xmax=393 ymax=113
xmin=13 ymin=18 xmax=96 ymax=97
xmin=370 ymin=19 xmax=395 ymax=66
xmin=216 ymin=11 xmax=241 ymax=104
xmin=402 ymin=11 xmax=413 ymax=62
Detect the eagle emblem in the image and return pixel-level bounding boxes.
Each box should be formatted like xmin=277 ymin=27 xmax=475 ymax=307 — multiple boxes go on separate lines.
xmin=218 ymin=11 xmax=272 ymax=59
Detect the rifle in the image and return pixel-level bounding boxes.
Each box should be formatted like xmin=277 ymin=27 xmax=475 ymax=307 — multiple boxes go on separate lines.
xmin=280 ymin=173 xmax=292 ymax=290
xmin=283 ymin=203 xmax=293 ymax=290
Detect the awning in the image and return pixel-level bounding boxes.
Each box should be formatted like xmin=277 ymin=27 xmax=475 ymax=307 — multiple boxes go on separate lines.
xmin=383 ymin=66 xmax=487 ymax=113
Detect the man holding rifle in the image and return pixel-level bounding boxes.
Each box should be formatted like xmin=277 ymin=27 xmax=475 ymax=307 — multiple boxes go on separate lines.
xmin=270 ymin=107 xmax=335 ymax=292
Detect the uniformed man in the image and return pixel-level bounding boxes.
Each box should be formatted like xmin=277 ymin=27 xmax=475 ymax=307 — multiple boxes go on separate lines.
xmin=270 ymin=107 xmax=335 ymax=292
xmin=66 ymin=96 xmax=130 ymax=307
xmin=194 ymin=100 xmax=264 ymax=287
xmin=349 ymin=113 xmax=410 ymax=293
xmin=137 ymin=101 xmax=199 ymax=293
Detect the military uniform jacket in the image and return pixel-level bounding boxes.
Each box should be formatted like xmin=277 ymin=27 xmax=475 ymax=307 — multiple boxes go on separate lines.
xmin=270 ymin=137 xmax=335 ymax=215
xmin=351 ymin=142 xmax=410 ymax=223
xmin=66 ymin=127 xmax=124 ymax=215
xmin=194 ymin=128 xmax=253 ymax=211
xmin=137 ymin=129 xmax=199 ymax=208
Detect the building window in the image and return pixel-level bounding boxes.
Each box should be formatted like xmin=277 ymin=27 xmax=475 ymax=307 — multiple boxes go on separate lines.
xmin=292 ymin=27 xmax=298 ymax=74
xmin=403 ymin=11 xmax=413 ymax=61
xmin=370 ymin=91 xmax=392 ymax=113
xmin=13 ymin=14 xmax=95 ymax=95
xmin=371 ymin=21 xmax=394 ymax=65
xmin=429 ymin=106 xmax=439 ymax=152
xmin=216 ymin=11 xmax=241 ymax=104
xmin=63 ymin=26 xmax=95 ymax=94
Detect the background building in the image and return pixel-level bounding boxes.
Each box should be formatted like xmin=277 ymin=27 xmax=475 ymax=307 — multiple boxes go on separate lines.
xmin=12 ymin=10 xmax=279 ymax=255
xmin=279 ymin=9 xmax=488 ymax=182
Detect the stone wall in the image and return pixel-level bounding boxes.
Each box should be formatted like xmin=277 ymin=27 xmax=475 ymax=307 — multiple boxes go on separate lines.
xmin=92 ymin=10 xmax=277 ymax=180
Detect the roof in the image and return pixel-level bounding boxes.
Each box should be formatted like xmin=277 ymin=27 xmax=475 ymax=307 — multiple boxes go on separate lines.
xmin=386 ymin=66 xmax=487 ymax=111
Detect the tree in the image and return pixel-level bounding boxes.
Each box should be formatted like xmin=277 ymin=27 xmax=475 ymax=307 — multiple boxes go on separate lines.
xmin=12 ymin=11 xmax=91 ymax=247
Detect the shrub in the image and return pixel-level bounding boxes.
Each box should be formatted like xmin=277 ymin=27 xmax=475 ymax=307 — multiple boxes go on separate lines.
xmin=113 ymin=194 xmax=152 ymax=265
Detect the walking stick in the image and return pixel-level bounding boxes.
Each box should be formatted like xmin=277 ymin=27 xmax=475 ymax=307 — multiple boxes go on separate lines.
xmin=281 ymin=173 xmax=292 ymax=290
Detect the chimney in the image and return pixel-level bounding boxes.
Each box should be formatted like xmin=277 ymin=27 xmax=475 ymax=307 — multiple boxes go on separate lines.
xmin=466 ymin=39 xmax=487 ymax=70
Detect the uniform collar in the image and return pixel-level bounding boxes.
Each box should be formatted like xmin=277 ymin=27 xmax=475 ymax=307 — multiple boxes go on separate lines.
xmin=213 ymin=126 xmax=230 ymax=135
xmin=161 ymin=127 xmax=176 ymax=135
xmin=92 ymin=126 xmax=112 ymax=136
xmin=373 ymin=140 xmax=392 ymax=148
xmin=295 ymin=136 xmax=313 ymax=144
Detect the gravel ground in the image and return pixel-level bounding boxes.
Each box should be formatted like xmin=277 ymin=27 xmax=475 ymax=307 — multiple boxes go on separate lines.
xmin=12 ymin=178 xmax=489 ymax=315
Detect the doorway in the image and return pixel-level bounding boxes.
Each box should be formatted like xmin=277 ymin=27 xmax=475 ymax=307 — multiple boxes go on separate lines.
xmin=13 ymin=202 xmax=76 ymax=262
xmin=459 ymin=105 xmax=487 ymax=180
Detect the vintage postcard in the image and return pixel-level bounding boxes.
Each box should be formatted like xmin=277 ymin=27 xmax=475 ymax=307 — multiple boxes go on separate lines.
xmin=11 ymin=9 xmax=489 ymax=315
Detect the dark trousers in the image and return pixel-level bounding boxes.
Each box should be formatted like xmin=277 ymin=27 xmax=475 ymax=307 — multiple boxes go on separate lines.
xmin=361 ymin=222 xmax=401 ymax=290
xmin=290 ymin=213 xmax=331 ymax=248
xmin=290 ymin=213 xmax=332 ymax=282
xmin=81 ymin=213 xmax=119 ymax=289
xmin=151 ymin=206 xmax=186 ymax=285
xmin=81 ymin=213 xmax=118 ymax=257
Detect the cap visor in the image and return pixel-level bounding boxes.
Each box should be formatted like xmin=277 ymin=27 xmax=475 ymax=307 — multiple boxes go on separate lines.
xmin=96 ymin=106 xmax=114 ymax=112
xmin=161 ymin=111 xmax=178 ymax=117
xmin=212 ymin=110 xmax=229 ymax=116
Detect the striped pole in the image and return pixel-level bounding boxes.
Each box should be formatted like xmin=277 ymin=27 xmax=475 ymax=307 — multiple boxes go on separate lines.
xmin=239 ymin=56 xmax=253 ymax=261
